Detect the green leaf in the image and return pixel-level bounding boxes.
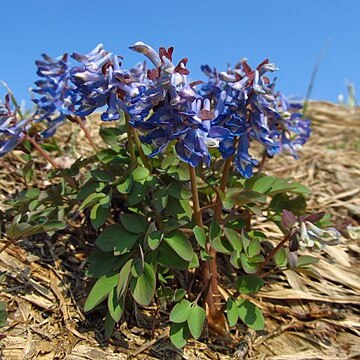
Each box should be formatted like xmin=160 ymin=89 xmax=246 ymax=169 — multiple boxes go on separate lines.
xmin=240 ymin=253 xmax=259 ymax=274
xmin=172 ymin=289 xmax=186 ymax=302
xmin=226 ymin=298 xmax=238 ymax=327
xmin=247 ymin=238 xmax=262 ymax=257
xmin=86 ymin=249 xmax=118 ymax=277
xmin=158 ymin=242 xmax=191 ymax=270
xmin=79 ymin=192 xmax=106 ymax=211
xmin=274 ymin=247 xmax=288 ymax=267
xmin=107 ymin=288 xmax=124 ymax=322
xmin=269 ymin=193 xmax=307 ymax=216
xmin=224 ymin=228 xmax=242 ymax=253
xmin=129 ymin=263 xmax=156 ymax=306
xmin=209 ymin=220 xmax=221 ymax=241
xmin=237 ymin=299 xmax=265 ymax=331
xmin=193 ymin=225 xmax=206 ymax=248
xmin=170 ymin=299 xmax=192 ymax=323
xmin=116 ymin=259 xmax=133 ymax=298
xmin=113 ymin=229 xmax=141 ymax=255
xmin=161 ymin=153 xmax=179 ymax=169
xmin=230 ymin=250 xmax=242 ymax=269
xmin=91 ymin=169 xmax=115 ymax=183
xmin=187 ymin=305 xmax=206 ymax=339
xmin=132 ymin=166 xmax=150 ymax=181
xmin=246 ymin=174 xmax=310 ymax=196
xmin=95 ymin=224 xmax=121 ymax=252
xmin=153 ymin=189 xmax=168 ymax=212
xmin=297 ymin=255 xmax=320 ymax=267
xmin=127 ymin=181 xmax=147 ymax=206
xmin=90 ymin=203 xmax=110 ymax=229
xmin=170 ymin=322 xmax=190 ymax=349
xmin=41 ymin=220 xmax=66 ymax=232
xmin=164 ymin=230 xmax=194 ymax=261
xmin=131 ymin=258 xmax=144 ymax=278
xmin=147 ymin=231 xmax=163 ymax=250
xmin=211 ymin=236 xmax=233 ymax=255
xmin=245 ymin=174 xmax=277 ymax=194
xmin=104 ymin=312 xmax=116 ymax=340
xmin=167 ymin=181 xmax=192 ymax=199
xmin=166 ymin=197 xmax=192 ymax=221
xmin=117 ymin=177 xmax=132 ymax=194
xmin=96 ymin=224 xmax=140 ymax=253
xmin=100 ymin=126 xmax=123 ymax=149
xmin=231 ymin=190 xmax=267 ymax=206
xmin=189 ymin=252 xmax=199 ymax=269
xmin=120 ymin=214 xmax=148 ymax=234
xmin=168 ymin=165 xmax=191 ymax=181
xmin=84 ymin=273 xmax=118 ymax=312
xmin=235 ymin=275 xmax=265 ymax=294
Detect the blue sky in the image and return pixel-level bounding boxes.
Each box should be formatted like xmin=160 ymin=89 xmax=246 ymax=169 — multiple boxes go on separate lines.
xmin=1 ymin=0 xmax=359 ymax=106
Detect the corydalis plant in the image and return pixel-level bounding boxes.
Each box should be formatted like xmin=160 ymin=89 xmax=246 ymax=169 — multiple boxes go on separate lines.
xmin=0 ymin=41 xmax=340 ymax=351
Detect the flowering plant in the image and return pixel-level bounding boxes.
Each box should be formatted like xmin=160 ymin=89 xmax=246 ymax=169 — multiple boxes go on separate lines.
xmin=1 ymin=42 xmax=339 ymax=348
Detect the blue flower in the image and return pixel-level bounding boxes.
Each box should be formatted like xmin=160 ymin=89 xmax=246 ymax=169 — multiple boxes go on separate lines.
xmin=71 ymin=44 xmax=146 ymax=121
xmin=32 ymin=53 xmax=77 ymax=137
xmin=129 ymin=42 xmax=220 ymax=167
xmin=199 ymin=58 xmax=310 ymax=177
xmin=0 ymin=95 xmax=29 ymax=156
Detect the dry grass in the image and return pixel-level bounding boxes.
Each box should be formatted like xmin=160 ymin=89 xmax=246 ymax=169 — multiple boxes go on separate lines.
xmin=0 ymin=101 xmax=359 ymax=359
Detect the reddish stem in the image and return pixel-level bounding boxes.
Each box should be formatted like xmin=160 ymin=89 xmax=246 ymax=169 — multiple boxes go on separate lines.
xmin=74 ymin=116 xmax=99 ymax=152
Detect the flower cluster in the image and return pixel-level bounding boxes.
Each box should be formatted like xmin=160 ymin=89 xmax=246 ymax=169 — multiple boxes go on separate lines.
xmin=282 ymin=210 xmax=341 ymax=251
xmin=2 ymin=41 xmax=311 ymax=173
xmin=32 ymin=53 xmax=77 ymax=137
xmin=0 ymin=94 xmax=29 ymax=156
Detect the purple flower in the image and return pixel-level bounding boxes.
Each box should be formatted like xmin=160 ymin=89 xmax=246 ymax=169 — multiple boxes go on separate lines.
xmin=199 ymin=58 xmax=310 ymax=177
xmin=0 ymin=95 xmax=29 ymax=156
xmin=71 ymin=44 xmax=146 ymax=121
xmin=32 ymin=53 xmax=77 ymax=137
xmin=282 ymin=210 xmax=340 ymax=251
xmin=129 ymin=42 xmax=220 ymax=167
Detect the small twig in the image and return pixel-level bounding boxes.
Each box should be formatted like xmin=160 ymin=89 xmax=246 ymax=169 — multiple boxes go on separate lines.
xmin=0 ymin=237 xmax=17 ymax=255
xmin=131 ymin=328 xmax=170 ymax=357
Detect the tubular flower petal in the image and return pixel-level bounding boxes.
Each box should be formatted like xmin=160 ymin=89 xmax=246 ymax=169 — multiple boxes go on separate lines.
xmin=0 ymin=95 xmax=29 ymax=156
xmin=32 ymin=53 xmax=77 ymax=137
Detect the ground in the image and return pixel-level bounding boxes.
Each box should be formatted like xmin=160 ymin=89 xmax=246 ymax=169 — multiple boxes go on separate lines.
xmin=0 ymin=101 xmax=359 ymax=359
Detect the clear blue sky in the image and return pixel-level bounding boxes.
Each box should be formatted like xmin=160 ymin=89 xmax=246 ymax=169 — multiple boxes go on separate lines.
xmin=1 ymin=0 xmax=359 ymax=106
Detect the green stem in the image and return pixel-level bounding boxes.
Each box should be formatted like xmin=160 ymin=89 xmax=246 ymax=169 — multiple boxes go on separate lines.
xmin=131 ymin=127 xmax=151 ymax=171
xmin=125 ymin=114 xmax=136 ymax=165
xmin=189 ymin=165 xmax=203 ymax=227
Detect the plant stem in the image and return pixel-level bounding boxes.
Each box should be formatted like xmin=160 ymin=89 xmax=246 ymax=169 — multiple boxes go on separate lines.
xmin=74 ymin=116 xmax=99 ymax=152
xmin=25 ymin=135 xmax=58 ymax=169
xmin=189 ymin=164 xmax=228 ymax=337
xmin=214 ymin=158 xmax=232 ymax=221
xmin=131 ymin=127 xmax=151 ymax=171
xmin=258 ymin=150 xmax=268 ymax=173
xmin=25 ymin=134 xmax=77 ymax=189
xmin=125 ymin=114 xmax=136 ymax=165
xmin=256 ymin=232 xmax=291 ymax=275
xmin=189 ymin=165 xmax=203 ymax=227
